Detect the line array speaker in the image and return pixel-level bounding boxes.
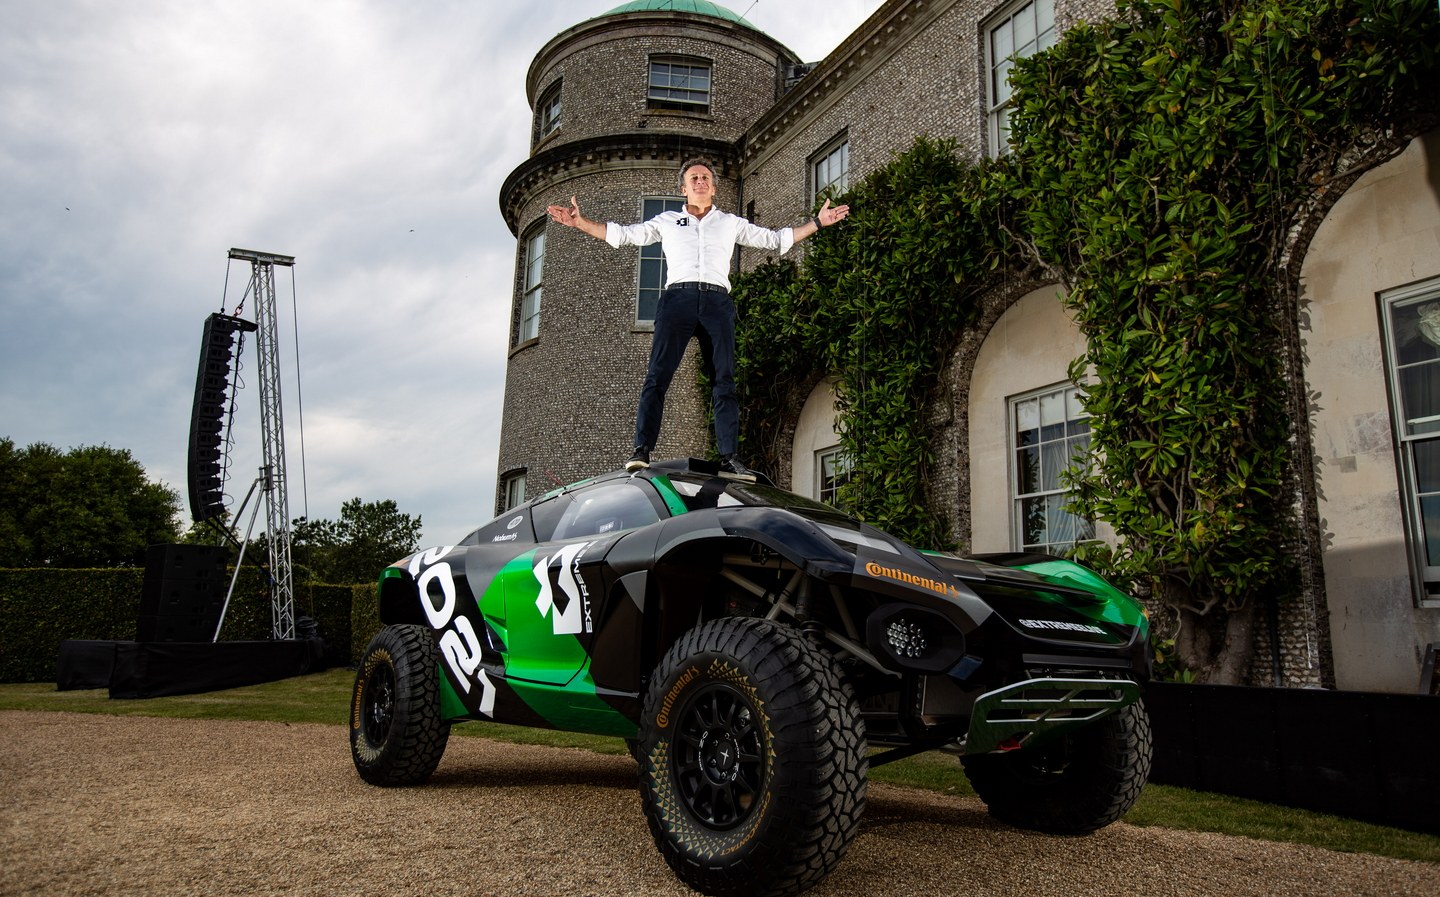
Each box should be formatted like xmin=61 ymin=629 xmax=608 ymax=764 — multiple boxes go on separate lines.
xmin=186 ymin=312 xmax=258 ymax=522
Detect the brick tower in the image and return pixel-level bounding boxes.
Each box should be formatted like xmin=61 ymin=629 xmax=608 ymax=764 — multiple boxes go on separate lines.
xmin=495 ymin=0 xmax=801 ymax=509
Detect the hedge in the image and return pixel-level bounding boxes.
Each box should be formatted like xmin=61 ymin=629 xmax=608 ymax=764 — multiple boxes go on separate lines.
xmin=0 ymin=568 xmax=371 ymax=683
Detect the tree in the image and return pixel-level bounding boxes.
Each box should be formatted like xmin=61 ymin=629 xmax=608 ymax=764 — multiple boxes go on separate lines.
xmin=290 ymin=498 xmax=423 ymax=585
xmin=0 ymin=437 xmax=182 ymax=567
xmin=0 ymin=438 xmax=32 ymax=562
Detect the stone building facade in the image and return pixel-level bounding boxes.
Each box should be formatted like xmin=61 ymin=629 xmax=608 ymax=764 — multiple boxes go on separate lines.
xmin=498 ymin=0 xmax=1440 ymax=693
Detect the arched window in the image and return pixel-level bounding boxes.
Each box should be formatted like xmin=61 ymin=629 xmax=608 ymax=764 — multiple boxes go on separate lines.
xmin=515 ymin=225 xmax=545 ymax=345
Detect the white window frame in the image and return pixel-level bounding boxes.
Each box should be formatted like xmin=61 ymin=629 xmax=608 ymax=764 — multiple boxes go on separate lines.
xmin=502 ymin=471 xmax=527 ymax=512
xmin=536 ymin=80 xmax=561 ymax=142
xmin=815 ymin=446 xmax=852 ymax=507
xmin=517 ymin=227 xmax=545 ymax=345
xmin=1009 ymin=382 xmax=1094 ymax=553
xmin=647 ymin=55 xmax=712 ymax=113
xmin=636 ymin=196 xmax=684 ymax=325
xmin=1379 ymin=276 xmax=1440 ymax=607
xmin=811 ymin=136 xmax=849 ymax=205
xmin=985 ymin=0 xmax=1057 ymax=157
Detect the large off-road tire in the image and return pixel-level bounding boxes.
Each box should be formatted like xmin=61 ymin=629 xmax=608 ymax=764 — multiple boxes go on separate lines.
xmin=638 ymin=617 xmax=866 ymax=897
xmin=350 ymin=624 xmax=451 ymax=786
xmin=961 ymin=699 xmax=1153 ymax=834
xmin=625 ymin=737 xmax=646 ymax=765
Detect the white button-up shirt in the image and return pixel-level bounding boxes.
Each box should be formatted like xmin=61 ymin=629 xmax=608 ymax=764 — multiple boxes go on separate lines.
xmin=605 ymin=206 xmax=796 ymax=291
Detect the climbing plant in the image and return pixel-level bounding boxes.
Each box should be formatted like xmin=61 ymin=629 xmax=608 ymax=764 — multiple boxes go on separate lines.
xmin=733 ymin=0 xmax=1438 ymax=683
xmin=736 ymin=138 xmax=1017 ymax=546
xmin=1002 ymin=0 xmax=1438 ymax=681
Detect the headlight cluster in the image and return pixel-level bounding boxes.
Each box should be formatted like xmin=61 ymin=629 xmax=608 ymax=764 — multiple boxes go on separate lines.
xmin=867 ymin=605 xmax=966 ymax=673
xmin=885 ymin=619 xmax=929 ymax=659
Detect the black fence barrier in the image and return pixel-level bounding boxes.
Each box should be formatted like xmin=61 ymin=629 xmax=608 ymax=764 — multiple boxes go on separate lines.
xmin=1145 ymin=682 xmax=1439 ymax=835
xmin=56 ymin=638 xmax=325 ymax=699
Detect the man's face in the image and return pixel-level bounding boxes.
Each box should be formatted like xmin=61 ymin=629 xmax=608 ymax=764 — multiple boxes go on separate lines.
xmin=682 ymin=165 xmax=714 ymax=205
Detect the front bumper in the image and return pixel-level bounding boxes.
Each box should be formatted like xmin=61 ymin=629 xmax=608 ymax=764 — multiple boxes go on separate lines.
xmin=964 ymin=677 xmax=1143 ymax=754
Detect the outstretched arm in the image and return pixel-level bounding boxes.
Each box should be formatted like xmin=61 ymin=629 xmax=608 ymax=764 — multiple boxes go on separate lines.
xmin=546 ymin=196 xmax=608 ymax=241
xmin=791 ymin=199 xmax=851 ymax=244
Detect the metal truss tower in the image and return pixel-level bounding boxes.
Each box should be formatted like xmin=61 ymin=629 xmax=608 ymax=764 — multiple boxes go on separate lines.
xmin=229 ymin=248 xmax=297 ymax=640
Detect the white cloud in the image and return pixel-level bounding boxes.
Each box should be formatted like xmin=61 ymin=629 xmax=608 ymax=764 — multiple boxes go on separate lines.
xmin=0 ymin=0 xmax=879 ymax=546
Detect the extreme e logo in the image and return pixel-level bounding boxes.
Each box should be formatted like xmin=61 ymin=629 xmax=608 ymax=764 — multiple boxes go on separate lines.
xmin=534 ymin=541 xmax=595 ymax=635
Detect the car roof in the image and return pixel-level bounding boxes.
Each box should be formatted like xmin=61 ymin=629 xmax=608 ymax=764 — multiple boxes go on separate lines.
xmin=523 ymin=458 xmax=854 ymax=525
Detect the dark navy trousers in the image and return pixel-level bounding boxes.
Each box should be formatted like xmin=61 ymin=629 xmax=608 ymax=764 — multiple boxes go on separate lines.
xmin=634 ymin=283 xmax=738 ymax=456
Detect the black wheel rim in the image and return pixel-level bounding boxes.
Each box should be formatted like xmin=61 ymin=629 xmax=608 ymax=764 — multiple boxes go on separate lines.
xmin=362 ymin=662 xmax=397 ymax=747
xmin=671 ymin=681 xmax=767 ymax=829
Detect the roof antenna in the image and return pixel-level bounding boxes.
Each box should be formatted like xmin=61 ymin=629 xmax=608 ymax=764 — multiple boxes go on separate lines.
xmin=740 ymin=1 xmax=759 ymax=21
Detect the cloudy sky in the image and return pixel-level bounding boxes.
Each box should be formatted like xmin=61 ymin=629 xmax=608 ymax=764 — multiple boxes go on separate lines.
xmin=0 ymin=0 xmax=879 ymax=545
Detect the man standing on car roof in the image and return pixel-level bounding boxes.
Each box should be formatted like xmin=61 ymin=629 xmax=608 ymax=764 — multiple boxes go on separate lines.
xmin=546 ymin=157 xmax=849 ymax=476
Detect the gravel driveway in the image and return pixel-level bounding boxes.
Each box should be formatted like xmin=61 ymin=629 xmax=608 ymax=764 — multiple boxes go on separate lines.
xmin=1 ymin=710 xmax=1435 ymax=897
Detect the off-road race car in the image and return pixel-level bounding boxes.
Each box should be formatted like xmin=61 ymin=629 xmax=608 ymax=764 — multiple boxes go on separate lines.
xmin=350 ymin=458 xmax=1153 ymax=897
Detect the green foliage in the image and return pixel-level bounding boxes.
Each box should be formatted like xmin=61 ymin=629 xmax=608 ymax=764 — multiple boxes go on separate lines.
xmin=1150 ymin=637 xmax=1199 ymax=683
xmin=0 ymin=568 xmax=359 ymax=682
xmin=733 ymin=258 xmax=812 ymax=466
xmin=0 ymin=438 xmax=181 ymax=567
xmin=733 ymin=0 xmax=1439 ymax=679
xmin=999 ymin=3 xmax=1301 ymax=617
xmin=0 ymin=569 xmax=137 ymax=681
xmin=288 ymin=497 xmax=422 ymax=585
xmin=809 ymin=141 xmax=1012 ymax=545
xmin=0 ymin=471 xmax=414 ymax=680
xmin=1001 ymin=0 xmax=1437 ymax=668
xmin=350 ymin=581 xmax=381 ymax=663
xmin=737 ymin=137 xmax=1016 ymax=545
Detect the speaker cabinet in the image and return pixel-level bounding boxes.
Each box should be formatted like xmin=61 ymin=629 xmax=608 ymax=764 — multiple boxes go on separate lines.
xmin=137 ymin=544 xmax=229 ymax=642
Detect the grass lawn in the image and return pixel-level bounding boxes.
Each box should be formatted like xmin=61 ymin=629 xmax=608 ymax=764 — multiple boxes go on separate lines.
xmin=2 ymin=667 xmax=1437 ymax=865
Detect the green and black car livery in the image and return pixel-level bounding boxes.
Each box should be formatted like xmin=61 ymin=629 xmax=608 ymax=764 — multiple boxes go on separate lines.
xmin=351 ymin=458 xmax=1153 ymax=897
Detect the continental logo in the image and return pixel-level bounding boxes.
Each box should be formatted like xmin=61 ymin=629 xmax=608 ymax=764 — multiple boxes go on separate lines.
xmin=706 ymin=659 xmax=772 ymax=735
xmin=352 ymin=648 xmax=392 ymax=729
xmin=864 ymin=561 xmax=960 ymax=598
xmin=655 ymin=667 xmax=699 ymax=730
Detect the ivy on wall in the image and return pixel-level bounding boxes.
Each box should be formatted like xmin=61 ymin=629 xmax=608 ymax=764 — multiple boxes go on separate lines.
xmin=735 ymin=138 xmax=1025 ymax=547
xmin=732 ymin=0 xmax=1438 ymax=682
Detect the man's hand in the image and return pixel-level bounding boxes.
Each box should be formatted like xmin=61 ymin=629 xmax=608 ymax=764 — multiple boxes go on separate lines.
xmin=817 ymin=199 xmax=850 ymax=227
xmin=794 ymin=198 xmax=852 ymax=244
xmin=546 ymin=196 xmax=583 ymax=227
xmin=546 ymin=196 xmax=607 ymax=240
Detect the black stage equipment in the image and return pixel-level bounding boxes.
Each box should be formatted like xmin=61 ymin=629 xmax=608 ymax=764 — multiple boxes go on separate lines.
xmin=186 ymin=312 xmax=257 ymax=522
xmin=135 ymin=544 xmax=228 ymax=642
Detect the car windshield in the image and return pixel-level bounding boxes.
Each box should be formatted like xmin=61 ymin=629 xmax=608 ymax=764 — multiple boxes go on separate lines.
xmin=551 ymin=480 xmax=662 ymax=539
xmin=662 ymin=471 xmax=853 ymax=520
xmin=725 ymin=481 xmax=852 ymax=520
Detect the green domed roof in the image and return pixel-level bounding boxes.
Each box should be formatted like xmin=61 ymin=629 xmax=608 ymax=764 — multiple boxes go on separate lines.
xmin=599 ymin=0 xmax=758 ymax=30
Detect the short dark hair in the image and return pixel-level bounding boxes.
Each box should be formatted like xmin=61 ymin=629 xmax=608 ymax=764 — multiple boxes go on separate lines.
xmin=678 ymin=157 xmax=713 ymax=188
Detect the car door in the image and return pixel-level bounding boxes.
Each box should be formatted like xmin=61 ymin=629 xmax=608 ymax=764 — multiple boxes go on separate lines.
xmin=501 ymin=479 xmax=665 ymax=686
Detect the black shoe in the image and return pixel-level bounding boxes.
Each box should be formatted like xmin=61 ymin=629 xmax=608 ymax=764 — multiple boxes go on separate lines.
xmin=720 ymin=455 xmax=754 ymax=478
xmin=625 ymin=447 xmax=650 ymax=471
